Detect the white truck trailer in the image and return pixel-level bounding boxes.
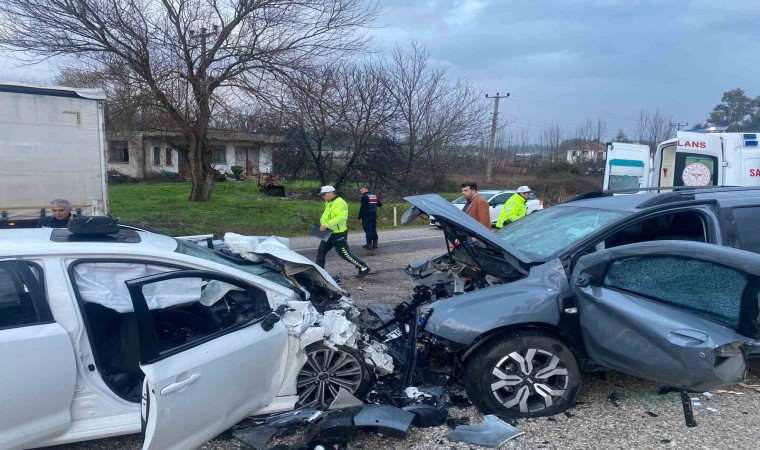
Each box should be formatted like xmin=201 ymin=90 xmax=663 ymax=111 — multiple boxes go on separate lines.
xmin=0 ymin=82 xmax=108 ymax=228
xmin=604 ymin=130 xmax=760 ymax=191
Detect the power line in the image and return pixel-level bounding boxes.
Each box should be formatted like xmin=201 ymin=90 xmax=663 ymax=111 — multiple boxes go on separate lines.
xmin=672 ymin=122 xmax=689 ymax=131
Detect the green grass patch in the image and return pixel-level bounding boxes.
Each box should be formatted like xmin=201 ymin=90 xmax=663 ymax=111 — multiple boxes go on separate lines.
xmin=110 ymin=181 xmax=423 ymax=237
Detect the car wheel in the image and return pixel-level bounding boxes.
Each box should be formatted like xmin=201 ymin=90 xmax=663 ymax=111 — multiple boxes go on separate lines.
xmin=296 ymin=343 xmax=372 ymax=409
xmin=464 ymin=330 xmax=581 ymax=418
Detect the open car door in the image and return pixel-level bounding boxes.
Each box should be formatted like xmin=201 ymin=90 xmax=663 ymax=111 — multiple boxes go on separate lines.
xmin=571 ymin=241 xmax=760 ymax=391
xmin=0 ymin=260 xmax=77 ymax=450
xmin=125 ymin=270 xmax=290 ymax=450
xmin=603 ymin=142 xmax=652 ymax=191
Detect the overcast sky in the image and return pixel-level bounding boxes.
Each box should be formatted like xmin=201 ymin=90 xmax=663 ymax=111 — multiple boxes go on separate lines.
xmin=2 ymin=0 xmax=759 ymax=141
xmin=371 ymin=0 xmax=760 ymax=140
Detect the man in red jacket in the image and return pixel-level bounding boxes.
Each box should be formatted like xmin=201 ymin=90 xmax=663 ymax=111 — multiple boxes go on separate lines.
xmin=460 ymin=182 xmax=491 ymax=229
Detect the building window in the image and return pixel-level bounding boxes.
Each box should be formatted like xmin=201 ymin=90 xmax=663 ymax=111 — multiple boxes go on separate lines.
xmin=212 ymin=145 xmax=226 ymax=164
xmin=166 ymin=148 xmax=173 ymax=166
xmin=153 ymin=147 xmax=161 ymax=166
xmin=108 ymin=141 xmax=129 ymax=163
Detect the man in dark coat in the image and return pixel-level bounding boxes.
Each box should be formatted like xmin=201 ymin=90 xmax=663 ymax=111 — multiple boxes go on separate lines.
xmin=37 ymin=199 xmax=77 ymax=228
xmin=358 ymin=185 xmax=382 ymax=249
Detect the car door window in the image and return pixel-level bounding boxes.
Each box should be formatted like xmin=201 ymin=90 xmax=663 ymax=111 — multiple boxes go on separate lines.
xmin=490 ymin=193 xmax=509 ymax=206
xmin=604 ymin=255 xmax=747 ymax=329
xmin=71 ymin=262 xmax=272 ymax=401
xmin=732 ymin=207 xmax=760 ymax=254
xmin=0 ymin=263 xmax=39 ymax=329
xmin=580 ymin=211 xmax=708 ymax=257
xmin=131 ymin=274 xmax=271 ymax=358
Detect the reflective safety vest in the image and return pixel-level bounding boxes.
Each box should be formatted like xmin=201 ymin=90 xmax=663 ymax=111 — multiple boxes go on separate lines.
xmin=321 ymin=197 xmax=349 ymax=232
xmin=496 ymin=193 xmax=527 ymax=228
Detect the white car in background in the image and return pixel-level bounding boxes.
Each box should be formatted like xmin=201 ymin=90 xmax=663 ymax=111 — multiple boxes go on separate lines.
xmin=429 ymin=190 xmax=544 ymax=228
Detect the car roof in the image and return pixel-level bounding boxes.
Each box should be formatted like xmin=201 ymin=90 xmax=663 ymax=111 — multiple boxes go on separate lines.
xmin=0 ymin=228 xmax=177 ymax=256
xmin=559 ymin=187 xmax=760 ymax=212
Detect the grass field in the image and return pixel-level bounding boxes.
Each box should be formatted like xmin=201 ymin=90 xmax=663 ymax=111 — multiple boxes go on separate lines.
xmin=109 ymin=180 xmax=428 ymax=237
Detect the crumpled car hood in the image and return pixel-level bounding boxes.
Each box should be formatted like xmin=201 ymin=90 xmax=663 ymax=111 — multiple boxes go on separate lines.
xmin=224 ymin=233 xmax=345 ymax=297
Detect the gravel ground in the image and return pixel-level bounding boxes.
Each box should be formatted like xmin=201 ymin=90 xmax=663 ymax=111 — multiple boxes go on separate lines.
xmin=53 ymin=226 xmax=760 ymax=450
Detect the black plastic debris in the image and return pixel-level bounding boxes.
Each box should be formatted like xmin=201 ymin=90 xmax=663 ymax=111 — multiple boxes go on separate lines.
xmin=403 ymin=404 xmax=448 ymax=428
xmin=310 ymin=410 xmax=357 ymax=442
xmin=353 ymin=404 xmax=415 ymax=437
xmin=563 ymin=411 xmax=574 ymax=418
xmin=645 ymin=411 xmax=659 ymax=418
xmin=233 ymin=410 xmax=322 ymax=449
xmin=446 ymin=417 xmax=470 ymax=430
xmin=608 ymin=392 xmax=623 ymax=407
xmin=447 ymin=415 xmax=524 ymax=448
xmin=680 ymin=391 xmax=698 ymax=428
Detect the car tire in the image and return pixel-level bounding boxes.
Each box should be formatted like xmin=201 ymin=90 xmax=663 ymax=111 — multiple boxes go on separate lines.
xmin=464 ymin=330 xmax=581 ymax=418
xmin=296 ymin=343 xmax=373 ymax=409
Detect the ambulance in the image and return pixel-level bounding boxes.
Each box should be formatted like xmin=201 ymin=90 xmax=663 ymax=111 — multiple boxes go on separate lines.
xmin=603 ymin=129 xmax=760 ymax=191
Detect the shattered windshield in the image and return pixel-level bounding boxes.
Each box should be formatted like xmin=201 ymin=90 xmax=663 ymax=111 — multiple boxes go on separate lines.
xmin=494 ymin=206 xmax=628 ymax=260
xmin=174 ymin=239 xmax=293 ymax=289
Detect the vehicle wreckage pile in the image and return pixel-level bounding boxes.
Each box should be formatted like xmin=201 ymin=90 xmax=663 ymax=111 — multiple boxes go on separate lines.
xmin=218 ymin=232 xmax=524 ymax=449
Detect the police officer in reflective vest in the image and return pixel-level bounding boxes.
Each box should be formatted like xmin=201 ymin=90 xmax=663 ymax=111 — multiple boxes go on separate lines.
xmin=358 ymin=185 xmax=382 ymax=249
xmin=496 ymin=186 xmax=532 ymax=228
xmin=316 ymin=186 xmax=371 ymax=278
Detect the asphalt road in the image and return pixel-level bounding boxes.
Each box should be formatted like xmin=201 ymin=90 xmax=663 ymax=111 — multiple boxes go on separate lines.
xmin=289 ymin=226 xmax=444 ymax=261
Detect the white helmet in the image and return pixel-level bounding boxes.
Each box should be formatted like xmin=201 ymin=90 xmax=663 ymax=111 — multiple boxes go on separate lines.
xmin=516 ymin=186 xmax=532 ymax=193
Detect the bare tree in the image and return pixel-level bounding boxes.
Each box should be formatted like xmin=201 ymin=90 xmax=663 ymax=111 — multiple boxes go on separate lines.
xmin=593 ymin=117 xmax=607 ymax=143
xmin=282 ymin=61 xmax=395 ymax=188
xmin=384 ymin=42 xmax=488 ymax=192
xmin=646 ymin=108 xmax=674 ymax=148
xmin=0 ymin=0 xmax=379 ymax=200
xmin=540 ymin=123 xmax=564 ymax=163
xmin=635 ymin=107 xmax=649 ymax=144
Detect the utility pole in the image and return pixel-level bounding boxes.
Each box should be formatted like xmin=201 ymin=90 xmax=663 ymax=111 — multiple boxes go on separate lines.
xmin=485 ymin=92 xmax=509 ymax=183
xmin=672 ymin=122 xmax=689 ymax=131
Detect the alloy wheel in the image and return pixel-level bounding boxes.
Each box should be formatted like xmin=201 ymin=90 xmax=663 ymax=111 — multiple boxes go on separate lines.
xmin=297 ymin=346 xmax=365 ymax=409
xmin=490 ymin=348 xmax=569 ymax=413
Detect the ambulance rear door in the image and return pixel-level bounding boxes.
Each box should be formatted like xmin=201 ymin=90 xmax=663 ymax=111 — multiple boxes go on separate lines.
xmin=739 ymin=133 xmax=760 ymax=186
xmin=658 ymin=132 xmax=724 ymax=188
xmin=603 ymin=142 xmax=652 ymax=191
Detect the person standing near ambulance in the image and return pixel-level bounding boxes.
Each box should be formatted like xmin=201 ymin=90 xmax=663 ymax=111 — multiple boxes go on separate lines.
xmin=358 ymin=185 xmax=382 ymax=249
xmin=495 ymin=186 xmax=532 ymax=228
xmin=316 ymin=186 xmax=371 ymax=278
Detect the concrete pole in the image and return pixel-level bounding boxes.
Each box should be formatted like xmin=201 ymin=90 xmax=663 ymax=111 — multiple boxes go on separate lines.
xmin=485 ymin=93 xmax=510 ymax=183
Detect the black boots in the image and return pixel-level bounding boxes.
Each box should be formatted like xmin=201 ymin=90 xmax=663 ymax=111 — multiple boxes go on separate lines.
xmin=362 ymin=240 xmax=378 ymax=249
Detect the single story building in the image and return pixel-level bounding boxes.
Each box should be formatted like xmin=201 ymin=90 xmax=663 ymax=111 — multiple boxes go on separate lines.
xmin=566 ymin=142 xmax=607 ymax=164
xmin=106 ymin=130 xmax=282 ymax=179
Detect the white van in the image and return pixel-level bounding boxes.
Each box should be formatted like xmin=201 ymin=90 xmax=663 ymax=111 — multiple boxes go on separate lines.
xmin=604 ymin=131 xmax=760 ymax=191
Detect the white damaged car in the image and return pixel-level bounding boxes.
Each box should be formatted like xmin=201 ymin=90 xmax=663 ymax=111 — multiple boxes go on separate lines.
xmin=0 ymin=227 xmax=389 ymax=450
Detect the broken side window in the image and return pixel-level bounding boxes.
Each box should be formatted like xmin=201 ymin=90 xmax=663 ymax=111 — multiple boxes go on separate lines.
xmin=604 ymin=211 xmax=706 ymax=249
xmin=604 ymin=256 xmax=747 ymax=329
xmin=134 ymin=275 xmax=271 ymax=356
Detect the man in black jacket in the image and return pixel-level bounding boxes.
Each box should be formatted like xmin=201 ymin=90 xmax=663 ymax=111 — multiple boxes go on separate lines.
xmin=37 ymin=199 xmax=77 ymax=228
xmin=358 ymin=186 xmax=382 ymax=249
